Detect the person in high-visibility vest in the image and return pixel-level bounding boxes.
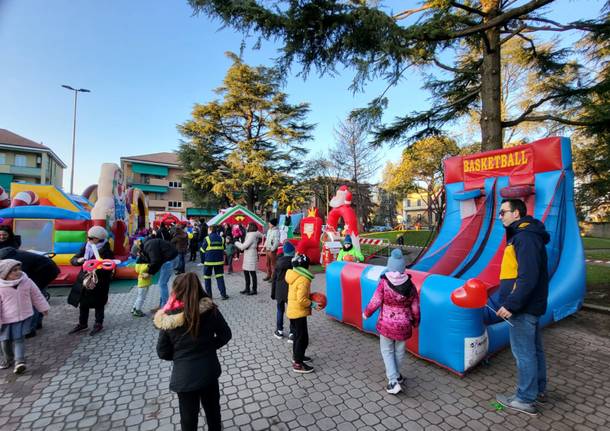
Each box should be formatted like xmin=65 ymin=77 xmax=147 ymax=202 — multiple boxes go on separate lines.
xmin=200 ymin=226 xmax=229 ymax=300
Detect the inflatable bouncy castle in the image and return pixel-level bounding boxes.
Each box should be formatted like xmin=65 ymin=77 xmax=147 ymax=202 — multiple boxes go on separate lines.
xmin=326 ymin=137 xmax=585 ymax=374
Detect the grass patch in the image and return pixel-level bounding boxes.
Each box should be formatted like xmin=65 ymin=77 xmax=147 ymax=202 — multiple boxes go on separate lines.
xmin=587 ymin=264 xmax=610 ymax=286
xmin=585 ymin=250 xmax=610 ymax=261
xmin=582 ymin=237 xmax=610 ymax=250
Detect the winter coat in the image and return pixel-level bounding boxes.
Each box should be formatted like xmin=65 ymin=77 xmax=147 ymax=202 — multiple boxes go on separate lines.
xmin=155 ymin=297 xmax=232 ymax=393
xmin=0 ymin=247 xmax=60 ymax=289
xmin=0 ymin=274 xmax=49 ymax=325
xmin=171 ymin=231 xmax=189 ymax=253
xmin=286 ymin=267 xmax=314 ymax=319
xmin=235 ymin=231 xmax=263 ymax=271
xmin=189 ymin=231 xmax=200 ymax=252
xmin=135 ymin=263 xmax=152 ymax=288
xmin=271 ymin=255 xmax=293 ymax=303
xmin=337 ymin=246 xmax=364 ymax=262
xmin=0 ymin=236 xmax=21 ymax=250
xmin=498 ymin=216 xmax=550 ymax=316
xmin=142 ymin=238 xmax=178 ymax=275
xmin=201 ymin=233 xmax=225 ymax=266
xmin=263 ymin=227 xmax=280 ymax=252
xmin=68 ymin=243 xmax=114 ymax=309
xmin=364 ymin=272 xmax=420 ymax=341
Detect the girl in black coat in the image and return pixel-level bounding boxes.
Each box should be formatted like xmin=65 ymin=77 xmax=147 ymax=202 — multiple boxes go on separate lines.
xmin=67 ymin=226 xmax=114 ymax=336
xmin=155 ymin=273 xmax=232 ymax=431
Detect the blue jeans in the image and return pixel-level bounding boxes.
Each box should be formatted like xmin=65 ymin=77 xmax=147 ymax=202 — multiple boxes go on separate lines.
xmin=509 ymin=313 xmax=547 ymax=403
xmin=379 ymin=335 xmax=406 ymax=383
xmin=173 ymin=253 xmax=186 ymax=273
xmin=158 ymin=261 xmax=174 ymax=307
xmin=276 ymin=301 xmax=296 ymax=334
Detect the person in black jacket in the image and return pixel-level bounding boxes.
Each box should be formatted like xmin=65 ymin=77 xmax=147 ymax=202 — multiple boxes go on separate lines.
xmin=494 ymin=198 xmax=550 ymax=416
xmin=0 ymin=247 xmax=60 ymax=337
xmin=67 ymin=226 xmax=114 ymax=336
xmin=271 ymin=241 xmax=296 ymax=340
xmin=155 ymin=273 xmax=232 ymax=431
xmin=141 ymin=237 xmax=178 ymax=309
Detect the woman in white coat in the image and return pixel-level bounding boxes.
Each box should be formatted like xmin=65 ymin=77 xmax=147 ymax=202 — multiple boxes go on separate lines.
xmin=234 ymin=223 xmax=263 ymax=295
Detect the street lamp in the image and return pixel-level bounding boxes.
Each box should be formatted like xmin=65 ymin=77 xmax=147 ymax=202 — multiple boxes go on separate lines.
xmin=62 ymin=84 xmax=91 ymax=194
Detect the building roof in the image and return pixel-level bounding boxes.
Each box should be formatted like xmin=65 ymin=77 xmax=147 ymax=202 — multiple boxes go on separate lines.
xmin=0 ymin=128 xmax=67 ymax=168
xmin=121 ymin=152 xmax=179 ymax=167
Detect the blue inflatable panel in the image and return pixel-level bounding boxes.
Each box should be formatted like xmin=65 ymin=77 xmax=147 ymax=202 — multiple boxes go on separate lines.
xmin=325 ymin=261 xmax=347 ymax=321
xmin=53 ymin=242 xmax=82 ymax=254
xmin=0 ymin=206 xmax=90 ymax=220
xmin=360 ymin=265 xmax=385 ymax=334
xmin=454 ymin=189 xmax=482 ymax=200
xmin=418 ymin=275 xmax=487 ymax=374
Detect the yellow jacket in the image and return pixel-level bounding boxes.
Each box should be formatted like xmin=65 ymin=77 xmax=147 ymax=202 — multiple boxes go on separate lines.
xmin=286 ymin=268 xmax=314 ymax=319
xmin=135 ymin=263 xmax=152 ymax=288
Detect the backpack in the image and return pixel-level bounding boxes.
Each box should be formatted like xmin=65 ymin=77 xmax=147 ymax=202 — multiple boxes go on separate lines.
xmin=82 ymin=270 xmax=98 ymax=290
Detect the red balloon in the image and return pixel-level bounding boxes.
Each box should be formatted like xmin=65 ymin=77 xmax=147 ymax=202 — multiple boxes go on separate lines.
xmin=450 ymin=278 xmax=488 ymax=309
xmin=310 ymin=292 xmax=327 ymax=309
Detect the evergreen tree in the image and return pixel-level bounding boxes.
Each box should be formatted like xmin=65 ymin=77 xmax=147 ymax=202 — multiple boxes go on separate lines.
xmin=189 ymin=1 xmax=609 ymax=151
xmin=177 ymin=52 xmax=313 ymax=211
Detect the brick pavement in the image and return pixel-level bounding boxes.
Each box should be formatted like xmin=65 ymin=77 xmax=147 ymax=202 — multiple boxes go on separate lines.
xmin=1 ymin=263 xmax=609 ymax=430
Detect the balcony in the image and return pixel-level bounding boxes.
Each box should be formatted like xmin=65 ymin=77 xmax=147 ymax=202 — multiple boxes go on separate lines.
xmin=148 ymin=199 xmax=167 ymax=209
xmin=149 ymin=178 xmax=169 ymax=187
xmin=9 ymin=165 xmax=41 ymax=177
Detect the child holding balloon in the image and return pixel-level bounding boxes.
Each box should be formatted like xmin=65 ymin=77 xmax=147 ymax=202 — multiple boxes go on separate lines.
xmin=363 ymin=249 xmax=420 ymax=394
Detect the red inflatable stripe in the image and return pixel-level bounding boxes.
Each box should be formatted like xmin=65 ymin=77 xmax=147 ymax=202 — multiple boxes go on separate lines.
xmin=55 ymin=219 xmax=90 ymax=231
xmin=340 ymin=263 xmax=366 ymax=329
xmin=405 ymin=270 xmax=430 ymax=356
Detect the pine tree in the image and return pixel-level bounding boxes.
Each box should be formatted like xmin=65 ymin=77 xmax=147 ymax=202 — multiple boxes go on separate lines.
xmin=178 ymin=52 xmax=313 ymax=211
xmin=189 ymin=1 xmax=609 ymax=151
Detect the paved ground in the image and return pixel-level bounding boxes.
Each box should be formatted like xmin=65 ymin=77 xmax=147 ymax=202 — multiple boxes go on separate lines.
xmin=1 ymin=263 xmax=610 ymax=431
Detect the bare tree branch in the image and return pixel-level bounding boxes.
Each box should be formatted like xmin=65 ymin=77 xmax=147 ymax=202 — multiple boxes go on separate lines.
xmin=394 ymin=4 xmax=433 ymax=21
xmin=449 ymin=1 xmax=487 ymax=17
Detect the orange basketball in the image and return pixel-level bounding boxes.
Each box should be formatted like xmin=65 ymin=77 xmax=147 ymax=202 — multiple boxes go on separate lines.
xmin=342 ymin=254 xmax=355 ymax=262
xmin=310 ymin=292 xmax=327 ymax=309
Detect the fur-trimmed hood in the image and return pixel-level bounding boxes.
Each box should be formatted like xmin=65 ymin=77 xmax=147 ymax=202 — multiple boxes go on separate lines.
xmin=153 ymin=297 xmax=215 ymax=330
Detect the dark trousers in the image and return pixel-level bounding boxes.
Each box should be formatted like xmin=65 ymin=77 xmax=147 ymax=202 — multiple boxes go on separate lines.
xmin=225 ymin=253 xmax=234 ymax=273
xmin=277 ymin=301 xmax=296 ymax=334
xmin=189 ymin=248 xmax=198 ymax=261
xmin=203 ymin=265 xmax=227 ymax=298
xmin=290 ymin=317 xmax=309 ymax=363
xmin=244 ymin=270 xmax=257 ymax=293
xmin=177 ymin=380 xmax=222 ymax=431
xmin=79 ymin=305 xmax=104 ymax=326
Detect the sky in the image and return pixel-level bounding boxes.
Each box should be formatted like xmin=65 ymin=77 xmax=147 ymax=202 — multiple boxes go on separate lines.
xmin=0 ymin=0 xmax=604 ymax=194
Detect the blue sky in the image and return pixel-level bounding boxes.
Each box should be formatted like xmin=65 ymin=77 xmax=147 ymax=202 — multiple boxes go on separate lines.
xmin=0 ymin=0 xmax=604 ymax=193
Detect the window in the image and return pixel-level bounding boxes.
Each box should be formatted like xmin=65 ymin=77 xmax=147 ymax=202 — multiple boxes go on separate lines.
xmin=0 ymin=153 xmax=5 ymax=164
xmin=406 ymin=199 xmax=411 ymax=207
xmin=140 ymin=174 xmax=150 ymax=184
xmin=14 ymin=155 xmax=27 ymax=167
xmin=168 ymin=201 xmax=182 ymax=208
xmin=416 ymin=199 xmax=422 ymax=206
xmin=169 ymin=181 xmax=182 ymax=188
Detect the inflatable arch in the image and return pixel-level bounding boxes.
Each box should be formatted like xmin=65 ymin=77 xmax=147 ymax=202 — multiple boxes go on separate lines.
xmin=326 ymin=137 xmax=585 ymax=374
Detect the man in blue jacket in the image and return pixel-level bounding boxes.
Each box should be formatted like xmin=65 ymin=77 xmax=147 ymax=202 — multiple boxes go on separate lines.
xmin=495 ymin=198 xmax=550 ymax=416
xmin=200 ymin=226 xmax=228 ymax=300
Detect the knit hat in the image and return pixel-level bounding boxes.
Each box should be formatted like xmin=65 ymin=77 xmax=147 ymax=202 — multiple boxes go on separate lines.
xmin=269 ymin=218 xmax=278 ymax=227
xmin=386 ymin=248 xmax=406 ymax=273
xmin=292 ymin=253 xmax=310 ymax=269
xmin=344 ymin=235 xmax=352 ymax=244
xmin=87 ymin=226 xmax=108 ymax=240
xmin=282 ymin=241 xmax=295 ymax=257
xmin=0 ymin=259 xmax=21 ymax=279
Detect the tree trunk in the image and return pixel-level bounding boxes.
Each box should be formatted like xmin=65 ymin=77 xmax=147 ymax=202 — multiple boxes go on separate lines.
xmin=247 ymin=187 xmax=255 ymax=211
xmin=479 ymin=3 xmax=503 ymax=151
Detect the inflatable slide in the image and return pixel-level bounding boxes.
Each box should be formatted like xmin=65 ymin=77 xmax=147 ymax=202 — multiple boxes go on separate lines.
xmin=326 ymin=137 xmax=585 ymax=374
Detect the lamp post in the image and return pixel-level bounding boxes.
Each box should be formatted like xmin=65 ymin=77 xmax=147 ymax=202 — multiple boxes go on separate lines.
xmin=62 ymin=85 xmax=90 ymax=194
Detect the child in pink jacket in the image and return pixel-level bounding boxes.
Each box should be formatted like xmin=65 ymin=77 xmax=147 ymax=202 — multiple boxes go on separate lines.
xmin=0 ymin=259 xmax=50 ymax=374
xmin=363 ymin=249 xmax=420 ymax=394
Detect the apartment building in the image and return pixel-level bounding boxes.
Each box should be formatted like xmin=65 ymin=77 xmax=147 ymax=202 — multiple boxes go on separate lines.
xmin=120 ymin=152 xmax=215 ymax=220
xmin=402 ymin=191 xmax=437 ymax=227
xmin=0 ymin=129 xmax=66 ymax=192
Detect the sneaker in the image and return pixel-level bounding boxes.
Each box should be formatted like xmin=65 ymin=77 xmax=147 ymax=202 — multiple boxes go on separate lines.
xmin=287 ymin=333 xmax=294 ymax=344
xmin=536 ymin=393 xmax=547 ymax=405
xmin=397 ymin=374 xmax=404 ymax=384
xmin=274 ymin=330 xmax=284 ymax=339
xmin=221 ymin=295 xmax=229 ymax=300
xmin=296 ymin=356 xmax=312 ymax=363
xmin=292 ymin=362 xmax=314 ymax=374
xmin=68 ymin=324 xmax=88 ymax=335
xmin=132 ymin=309 xmax=146 ymax=317
xmin=0 ymin=359 xmax=14 ymax=370
xmin=25 ymin=330 xmax=37 ymax=339
xmin=247 ymin=291 xmax=257 ymax=295
xmin=386 ymin=381 xmax=402 ymax=394
xmin=263 ymin=277 xmax=271 ymax=282
xmin=496 ymin=394 xmax=538 ymax=416
xmin=239 ymin=289 xmax=250 ymax=294
xmin=13 ymin=362 xmax=26 ymax=375
xmin=89 ymin=323 xmax=103 ymax=336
